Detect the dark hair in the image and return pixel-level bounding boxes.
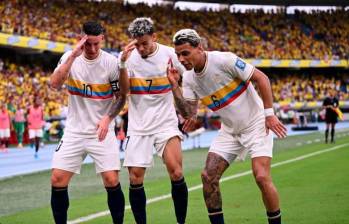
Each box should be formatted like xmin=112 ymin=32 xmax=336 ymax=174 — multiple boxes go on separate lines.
xmin=173 ymin=29 xmax=201 ymax=47
xmin=128 ymin=17 xmax=154 ymax=38
xmin=82 ymin=21 xmax=105 ymax=36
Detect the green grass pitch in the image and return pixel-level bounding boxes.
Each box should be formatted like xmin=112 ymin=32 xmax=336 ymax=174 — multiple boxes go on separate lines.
xmin=0 ymin=129 xmax=348 ymax=223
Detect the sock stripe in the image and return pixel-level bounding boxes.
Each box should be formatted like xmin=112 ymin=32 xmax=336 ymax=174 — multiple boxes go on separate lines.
xmin=105 ymin=183 xmax=121 ymax=192
xmin=130 ymin=184 xmax=144 ymax=190
xmin=171 ymin=177 xmax=185 ymax=186
xmin=52 ymin=186 xmax=68 ymax=191
xmin=208 ymin=211 xmax=223 ymax=216
xmin=267 ymin=210 xmax=281 ymax=219
xmin=268 ymin=213 xmax=281 ymax=219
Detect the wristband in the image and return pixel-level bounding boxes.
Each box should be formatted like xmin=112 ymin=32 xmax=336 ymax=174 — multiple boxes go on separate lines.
xmin=264 ymin=108 xmax=274 ymax=117
xmin=119 ymin=61 xmax=126 ymax=69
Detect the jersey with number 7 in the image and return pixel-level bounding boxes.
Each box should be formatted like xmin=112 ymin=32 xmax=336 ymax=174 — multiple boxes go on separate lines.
xmin=125 ymin=43 xmax=185 ymax=135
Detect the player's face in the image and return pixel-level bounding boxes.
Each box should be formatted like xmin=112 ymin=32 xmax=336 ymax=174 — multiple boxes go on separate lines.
xmin=84 ymin=35 xmax=103 ymax=59
xmin=134 ymin=34 xmax=156 ymax=58
xmin=175 ymin=43 xmax=202 ymax=70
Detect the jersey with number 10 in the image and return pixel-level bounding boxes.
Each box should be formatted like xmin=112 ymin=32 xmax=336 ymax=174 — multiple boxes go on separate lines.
xmin=126 ymin=43 xmax=184 ymax=135
xmin=182 ymin=51 xmax=264 ymax=134
xmin=55 ymin=50 xmax=119 ymax=137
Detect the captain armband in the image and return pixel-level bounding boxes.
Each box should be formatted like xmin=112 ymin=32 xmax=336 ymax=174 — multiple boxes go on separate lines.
xmin=110 ymin=80 xmax=120 ymax=92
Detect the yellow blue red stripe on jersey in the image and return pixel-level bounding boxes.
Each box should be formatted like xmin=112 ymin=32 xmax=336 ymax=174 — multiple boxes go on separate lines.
xmin=67 ymin=78 xmax=113 ymax=99
xmin=130 ymin=77 xmax=172 ymax=94
xmin=201 ymin=79 xmax=249 ymax=111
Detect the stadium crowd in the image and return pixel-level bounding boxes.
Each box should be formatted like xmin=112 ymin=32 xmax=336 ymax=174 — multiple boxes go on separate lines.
xmin=271 ymin=73 xmax=349 ymax=103
xmin=0 ymin=0 xmax=348 ymax=59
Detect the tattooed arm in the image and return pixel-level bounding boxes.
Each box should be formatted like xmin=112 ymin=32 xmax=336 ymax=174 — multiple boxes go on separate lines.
xmin=96 ymin=78 xmax=127 ymax=142
xmin=50 ymin=36 xmax=88 ymax=90
xmin=172 ymin=87 xmax=198 ymax=119
xmin=167 ymin=60 xmax=198 ymax=119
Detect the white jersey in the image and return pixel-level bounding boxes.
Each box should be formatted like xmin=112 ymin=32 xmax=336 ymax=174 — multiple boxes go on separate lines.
xmin=55 ymin=50 xmax=119 ymax=137
xmin=125 ymin=43 xmax=185 ymax=135
xmin=182 ymin=51 xmax=264 ymax=134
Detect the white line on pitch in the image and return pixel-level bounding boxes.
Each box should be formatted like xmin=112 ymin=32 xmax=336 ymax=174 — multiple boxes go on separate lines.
xmin=68 ymin=142 xmax=349 ymax=224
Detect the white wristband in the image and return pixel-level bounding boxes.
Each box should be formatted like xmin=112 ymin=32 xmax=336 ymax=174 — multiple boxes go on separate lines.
xmin=119 ymin=61 xmax=126 ymax=69
xmin=264 ymin=108 xmax=274 ymax=117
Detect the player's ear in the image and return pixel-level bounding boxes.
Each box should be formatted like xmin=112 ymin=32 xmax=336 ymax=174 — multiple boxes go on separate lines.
xmin=152 ymin=33 xmax=157 ymax=42
xmin=100 ymin=34 xmax=104 ymax=41
xmin=198 ymin=43 xmax=204 ymax=52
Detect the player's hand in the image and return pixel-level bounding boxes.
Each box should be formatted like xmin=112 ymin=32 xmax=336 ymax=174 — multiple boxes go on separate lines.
xmin=167 ymin=58 xmax=180 ymax=90
xmin=120 ymin=39 xmax=137 ymax=63
xmin=265 ymin=115 xmax=287 ymax=138
xmin=182 ymin=117 xmax=197 ymax=132
xmin=96 ymin=115 xmax=112 ymax=141
xmin=71 ymin=35 xmax=88 ymax=58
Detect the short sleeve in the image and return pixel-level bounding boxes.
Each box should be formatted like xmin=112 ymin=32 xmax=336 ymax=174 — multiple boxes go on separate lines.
xmin=223 ymin=52 xmax=255 ymax=82
xmin=54 ymin=51 xmax=72 ymax=72
xmin=182 ymin=73 xmax=198 ymax=101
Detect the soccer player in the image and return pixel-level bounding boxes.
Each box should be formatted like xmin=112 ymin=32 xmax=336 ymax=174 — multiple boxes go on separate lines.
xmin=27 ymin=97 xmax=44 ymax=158
xmin=323 ymin=90 xmax=339 ymax=143
xmin=121 ymin=18 xmax=188 ymax=224
xmin=49 ymin=21 xmax=129 ymax=224
xmin=168 ymin=29 xmax=287 ymax=224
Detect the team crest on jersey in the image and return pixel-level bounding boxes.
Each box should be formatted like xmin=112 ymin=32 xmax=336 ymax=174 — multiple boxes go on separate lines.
xmin=235 ymin=59 xmax=246 ymax=71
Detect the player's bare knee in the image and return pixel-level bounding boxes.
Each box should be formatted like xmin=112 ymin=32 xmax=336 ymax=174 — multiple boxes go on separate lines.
xmin=129 ymin=171 xmax=144 ymax=184
xmin=201 ymin=169 xmax=217 ymax=185
xmin=169 ymin=168 xmax=183 ymax=181
xmin=51 ymin=175 xmax=59 ymax=186
xmin=51 ymin=173 xmax=66 ymax=186
xmin=103 ymin=175 xmax=118 ymax=187
xmin=254 ymin=174 xmax=271 ymax=189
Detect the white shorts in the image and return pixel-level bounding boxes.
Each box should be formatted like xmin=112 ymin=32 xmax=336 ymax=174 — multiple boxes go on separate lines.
xmin=29 ymin=129 xmax=43 ymax=139
xmin=209 ymin=120 xmax=273 ymax=164
xmin=123 ymin=129 xmax=183 ymax=168
xmin=51 ymin=131 xmax=120 ymax=174
xmin=0 ymin=129 xmax=10 ymax=138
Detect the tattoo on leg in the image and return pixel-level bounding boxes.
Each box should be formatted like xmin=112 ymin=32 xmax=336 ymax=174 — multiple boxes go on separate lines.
xmin=202 ymin=153 xmax=229 ymax=210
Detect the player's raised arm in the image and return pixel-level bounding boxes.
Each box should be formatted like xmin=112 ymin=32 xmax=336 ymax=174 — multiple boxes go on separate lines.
xmin=167 ymin=59 xmax=198 ymax=119
xmin=250 ymin=69 xmax=287 ymax=138
xmin=118 ymin=39 xmax=137 ymax=95
xmin=106 ymin=39 xmax=137 ymax=119
xmin=50 ymin=36 xmax=88 ymax=90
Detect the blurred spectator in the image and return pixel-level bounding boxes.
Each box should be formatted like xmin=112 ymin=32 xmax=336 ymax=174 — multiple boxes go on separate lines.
xmin=27 ymin=97 xmax=44 ymax=158
xmin=13 ymin=102 xmax=26 ymax=148
xmin=0 ymin=104 xmax=11 ymax=151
